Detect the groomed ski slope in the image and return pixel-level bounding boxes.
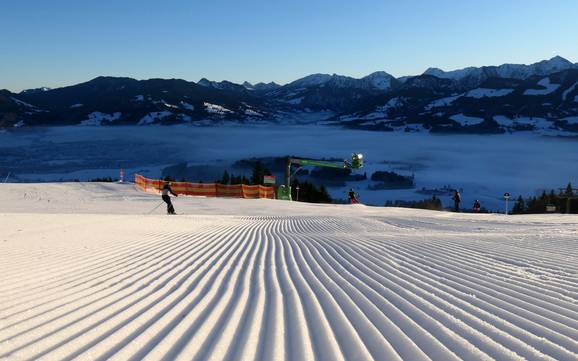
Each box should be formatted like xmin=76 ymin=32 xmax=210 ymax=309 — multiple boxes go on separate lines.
xmin=1 ymin=183 xmax=577 ymax=361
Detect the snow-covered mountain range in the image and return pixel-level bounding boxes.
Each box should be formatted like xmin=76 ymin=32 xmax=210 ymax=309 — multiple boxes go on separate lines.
xmin=2 ymin=56 xmax=578 ymax=135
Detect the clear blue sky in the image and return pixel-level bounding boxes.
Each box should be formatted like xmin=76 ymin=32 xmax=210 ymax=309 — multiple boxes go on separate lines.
xmin=1 ymin=0 xmax=577 ymax=92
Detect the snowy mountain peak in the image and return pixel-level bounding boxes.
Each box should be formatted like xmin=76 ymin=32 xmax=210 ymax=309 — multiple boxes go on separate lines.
xmin=361 ymin=71 xmax=395 ymax=90
xmin=252 ymin=82 xmax=281 ymax=92
xmin=423 ymin=67 xmax=445 ymax=77
xmin=20 ymin=87 xmax=51 ymax=95
xmin=288 ymin=73 xmax=334 ymax=88
xmin=532 ymin=55 xmax=574 ymax=73
xmin=423 ymin=56 xmax=576 ymax=83
xmin=197 ymin=78 xmax=214 ymax=87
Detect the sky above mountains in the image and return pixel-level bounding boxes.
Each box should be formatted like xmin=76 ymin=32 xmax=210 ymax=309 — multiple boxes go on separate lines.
xmin=2 ymin=0 xmax=578 ymax=92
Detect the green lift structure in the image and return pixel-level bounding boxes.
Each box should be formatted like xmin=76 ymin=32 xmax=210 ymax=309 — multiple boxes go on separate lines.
xmin=277 ymin=153 xmax=364 ymax=200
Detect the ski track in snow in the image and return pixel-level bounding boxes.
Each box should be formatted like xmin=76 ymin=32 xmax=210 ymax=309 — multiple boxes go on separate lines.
xmin=1 ymin=189 xmax=578 ymax=360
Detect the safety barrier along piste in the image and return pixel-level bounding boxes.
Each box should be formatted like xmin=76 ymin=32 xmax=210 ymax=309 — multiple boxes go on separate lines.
xmin=135 ymin=174 xmax=275 ymax=199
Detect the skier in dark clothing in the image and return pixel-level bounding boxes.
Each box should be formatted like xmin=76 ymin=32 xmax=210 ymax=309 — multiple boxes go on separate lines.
xmin=452 ymin=190 xmax=461 ymax=212
xmin=348 ymin=188 xmax=359 ymax=204
xmin=161 ymin=182 xmax=178 ymax=214
xmin=473 ymin=199 xmax=481 ymax=213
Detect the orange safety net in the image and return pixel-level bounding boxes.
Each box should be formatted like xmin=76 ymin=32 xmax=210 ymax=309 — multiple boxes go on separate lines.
xmin=134 ymin=174 xmax=275 ymax=199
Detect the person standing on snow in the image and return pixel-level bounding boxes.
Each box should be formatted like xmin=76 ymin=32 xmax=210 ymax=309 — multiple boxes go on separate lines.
xmin=161 ymin=181 xmax=178 ymax=215
xmin=348 ymin=188 xmax=359 ymax=204
xmin=473 ymin=199 xmax=481 ymax=213
xmin=452 ymin=190 xmax=461 ymax=212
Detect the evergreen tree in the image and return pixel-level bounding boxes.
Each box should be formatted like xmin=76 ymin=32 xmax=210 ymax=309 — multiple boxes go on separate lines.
xmin=317 ymin=185 xmax=332 ymax=203
xmin=512 ymin=196 xmax=525 ymax=214
xmin=565 ymin=182 xmax=574 ymax=196
xmin=220 ymin=170 xmax=230 ymax=185
xmin=251 ymin=161 xmax=265 ymax=185
xmin=290 ymin=179 xmax=332 ymax=203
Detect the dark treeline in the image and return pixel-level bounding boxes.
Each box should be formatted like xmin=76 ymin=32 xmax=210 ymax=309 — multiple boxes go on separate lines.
xmin=512 ymin=183 xmax=578 ymax=214
xmin=290 ymin=179 xmax=332 ymax=203
xmin=218 ymin=160 xmax=272 ymax=186
xmin=89 ymin=176 xmax=117 ymax=182
xmin=384 ymin=195 xmax=443 ymax=211
xmin=369 ymin=170 xmax=414 ymax=190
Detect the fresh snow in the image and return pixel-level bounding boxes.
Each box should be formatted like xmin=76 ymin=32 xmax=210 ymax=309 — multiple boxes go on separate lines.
xmin=10 ymin=97 xmax=37 ymax=108
xmin=361 ymin=71 xmax=393 ymax=90
xmin=562 ymin=116 xmax=578 ymax=125
xmin=162 ymin=100 xmax=179 ymax=109
xmin=204 ymin=102 xmax=233 ymax=115
xmin=376 ymin=97 xmax=404 ymax=112
xmin=1 ymin=182 xmax=578 ymax=361
xmin=425 ymin=95 xmax=462 ymax=109
xmin=512 ymin=117 xmax=552 ymax=130
xmin=244 ymin=108 xmax=263 ymax=117
xmin=493 ymin=115 xmax=512 ymax=126
xmin=137 ymin=111 xmax=172 ymax=125
xmin=562 ymin=82 xmax=578 ymax=101
xmin=493 ymin=116 xmax=556 ymax=131
xmin=450 ymin=113 xmax=484 ymax=126
xmin=424 ymin=56 xmax=576 ymax=82
xmin=465 ymin=88 xmax=514 ymax=98
xmin=361 ymin=112 xmax=389 ymax=120
xmin=423 ymin=67 xmax=476 ymax=80
xmin=176 ymin=114 xmax=192 ymax=122
xmin=79 ymin=112 xmax=121 ymax=126
xmin=179 ymin=101 xmax=195 ymax=111
xmin=284 ymin=96 xmax=305 ymax=105
xmin=524 ymin=78 xmax=560 ymax=96
xmin=289 ymin=73 xmax=333 ymax=87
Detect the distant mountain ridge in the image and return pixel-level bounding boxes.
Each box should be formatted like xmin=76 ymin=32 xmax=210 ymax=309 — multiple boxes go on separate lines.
xmin=2 ymin=56 xmax=578 ymax=135
xmin=423 ymin=56 xmax=576 ymax=90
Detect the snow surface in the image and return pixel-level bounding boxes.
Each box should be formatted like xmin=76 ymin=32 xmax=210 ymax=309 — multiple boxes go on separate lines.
xmin=1 ymin=182 xmax=578 ymax=360
xmin=376 ymin=97 xmax=404 ymax=112
xmin=425 ymin=95 xmax=462 ymax=110
xmin=288 ymin=73 xmax=333 ymax=87
xmin=493 ymin=116 xmax=556 ymax=130
xmin=362 ymin=71 xmax=393 ymax=90
xmin=562 ymin=82 xmax=578 ymax=102
xmin=493 ymin=115 xmax=512 ymax=126
xmin=424 ymin=56 xmax=576 ymax=82
xmin=69 ymin=103 xmax=83 ymax=108
xmin=465 ymin=88 xmax=514 ymax=98
xmin=244 ymin=108 xmax=263 ymax=117
xmin=512 ymin=117 xmax=552 ymax=130
xmin=80 ymin=112 xmax=122 ymax=126
xmin=137 ymin=111 xmax=172 ymax=125
xmin=204 ymin=102 xmax=233 ymax=115
xmin=284 ymin=96 xmax=305 ymax=105
xmin=180 ymin=101 xmax=195 ymax=111
xmin=450 ymin=113 xmax=484 ymax=126
xmin=524 ymin=78 xmax=561 ymax=96
xmin=162 ymin=101 xmax=179 ymax=109
xmin=10 ymin=97 xmax=36 ymax=108
xmin=563 ymin=116 xmax=578 ymax=125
